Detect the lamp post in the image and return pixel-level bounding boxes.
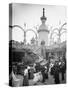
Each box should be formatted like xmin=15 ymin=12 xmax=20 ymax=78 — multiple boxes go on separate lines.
xmin=33 ymin=25 xmax=39 ymax=45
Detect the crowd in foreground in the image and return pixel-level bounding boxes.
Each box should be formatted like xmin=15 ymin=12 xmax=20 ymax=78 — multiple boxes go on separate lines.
xmin=9 ymin=55 xmax=66 ymax=87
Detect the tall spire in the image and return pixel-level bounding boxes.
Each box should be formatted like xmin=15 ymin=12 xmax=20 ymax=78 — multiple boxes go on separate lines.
xmin=40 ymin=8 xmax=47 ymax=23
xmin=43 ymin=8 xmax=45 ymax=17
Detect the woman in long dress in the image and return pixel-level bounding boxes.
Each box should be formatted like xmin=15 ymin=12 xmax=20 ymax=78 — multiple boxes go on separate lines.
xmin=23 ymin=68 xmax=29 ymax=86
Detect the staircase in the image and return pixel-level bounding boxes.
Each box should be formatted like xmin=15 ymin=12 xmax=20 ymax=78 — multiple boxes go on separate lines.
xmin=32 ymin=46 xmax=47 ymax=65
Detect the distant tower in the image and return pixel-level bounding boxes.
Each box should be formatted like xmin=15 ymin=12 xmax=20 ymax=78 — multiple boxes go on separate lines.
xmin=38 ymin=8 xmax=49 ymax=46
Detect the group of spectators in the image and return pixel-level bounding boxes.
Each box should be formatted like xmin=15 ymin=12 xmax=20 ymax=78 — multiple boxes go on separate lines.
xmin=9 ymin=54 xmax=66 ymax=86
xmin=9 ymin=62 xmax=49 ymax=86
xmin=50 ymin=60 xmax=66 ymax=84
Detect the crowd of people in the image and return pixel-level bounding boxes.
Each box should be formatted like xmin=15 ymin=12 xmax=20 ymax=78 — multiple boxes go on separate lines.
xmin=9 ymin=54 xmax=66 ymax=87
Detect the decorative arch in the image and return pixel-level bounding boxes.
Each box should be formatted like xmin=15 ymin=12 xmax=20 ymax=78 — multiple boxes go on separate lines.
xmin=9 ymin=25 xmax=25 ymax=32
xmin=26 ymin=29 xmax=38 ymax=42
xmin=50 ymin=22 xmax=67 ymax=44
xmin=26 ymin=29 xmax=37 ymax=37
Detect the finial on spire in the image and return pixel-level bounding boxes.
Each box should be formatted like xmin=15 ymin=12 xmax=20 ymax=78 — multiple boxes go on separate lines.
xmin=40 ymin=8 xmax=47 ymax=21
xmin=43 ymin=8 xmax=45 ymax=17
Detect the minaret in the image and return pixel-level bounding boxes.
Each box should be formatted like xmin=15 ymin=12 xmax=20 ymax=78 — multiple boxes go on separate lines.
xmin=38 ymin=8 xmax=49 ymax=46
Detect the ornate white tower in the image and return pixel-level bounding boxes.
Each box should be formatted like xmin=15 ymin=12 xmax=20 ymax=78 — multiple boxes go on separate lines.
xmin=38 ymin=8 xmax=49 ymax=46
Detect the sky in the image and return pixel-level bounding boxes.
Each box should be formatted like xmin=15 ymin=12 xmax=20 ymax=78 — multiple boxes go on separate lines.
xmin=9 ymin=3 xmax=67 ymax=44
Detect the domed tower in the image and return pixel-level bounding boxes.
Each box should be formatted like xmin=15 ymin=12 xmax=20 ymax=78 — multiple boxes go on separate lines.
xmin=38 ymin=8 xmax=49 ymax=46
